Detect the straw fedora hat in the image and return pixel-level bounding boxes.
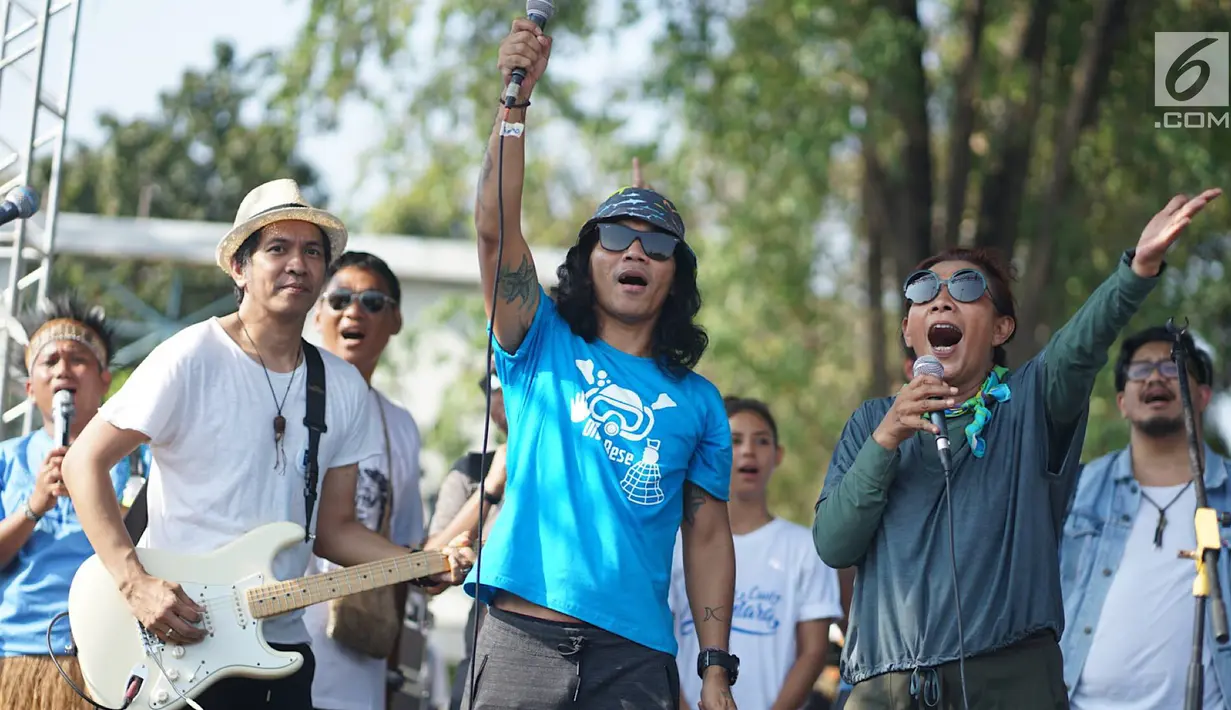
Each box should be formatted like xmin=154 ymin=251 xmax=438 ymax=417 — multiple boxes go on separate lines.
xmin=215 ymin=178 xmax=348 ymax=275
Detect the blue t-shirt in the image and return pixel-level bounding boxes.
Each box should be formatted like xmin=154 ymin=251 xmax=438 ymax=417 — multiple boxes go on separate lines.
xmin=464 ymin=288 xmax=732 ymax=655
xmin=0 ymin=430 xmax=148 ymax=656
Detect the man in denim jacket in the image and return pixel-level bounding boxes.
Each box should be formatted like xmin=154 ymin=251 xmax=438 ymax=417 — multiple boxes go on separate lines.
xmin=1060 ymin=325 xmax=1231 ymax=708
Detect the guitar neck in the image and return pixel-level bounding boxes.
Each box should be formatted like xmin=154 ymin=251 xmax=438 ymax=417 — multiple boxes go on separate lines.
xmin=245 ymin=550 xmax=450 ymax=619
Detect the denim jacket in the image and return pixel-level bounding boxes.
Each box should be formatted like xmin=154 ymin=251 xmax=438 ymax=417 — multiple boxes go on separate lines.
xmin=1059 ymin=444 xmax=1231 ymax=698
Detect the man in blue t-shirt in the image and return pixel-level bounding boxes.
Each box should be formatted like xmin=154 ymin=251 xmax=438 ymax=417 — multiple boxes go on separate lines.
xmin=459 ymin=19 xmax=739 ymax=710
xmin=0 ymin=295 xmax=149 ymax=709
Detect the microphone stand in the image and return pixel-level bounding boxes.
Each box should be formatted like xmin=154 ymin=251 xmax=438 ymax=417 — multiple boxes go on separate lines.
xmin=1169 ymin=317 xmax=1229 ymax=710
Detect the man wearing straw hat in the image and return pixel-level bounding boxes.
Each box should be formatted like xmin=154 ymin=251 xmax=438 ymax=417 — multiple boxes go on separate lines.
xmin=62 ymin=179 xmax=474 ymax=708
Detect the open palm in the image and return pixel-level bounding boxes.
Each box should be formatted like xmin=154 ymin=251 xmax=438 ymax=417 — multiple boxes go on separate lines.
xmin=1135 ymin=188 xmax=1222 ymax=273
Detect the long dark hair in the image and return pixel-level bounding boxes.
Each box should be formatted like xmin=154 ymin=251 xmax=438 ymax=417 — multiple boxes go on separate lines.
xmin=554 ymin=229 xmax=708 ymax=378
xmin=911 ymin=246 xmax=1018 ymax=367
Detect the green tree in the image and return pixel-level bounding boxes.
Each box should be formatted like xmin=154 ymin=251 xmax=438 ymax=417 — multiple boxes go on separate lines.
xmin=284 ymin=0 xmax=1231 ymax=524
xmin=39 ymin=40 xmax=326 ymax=366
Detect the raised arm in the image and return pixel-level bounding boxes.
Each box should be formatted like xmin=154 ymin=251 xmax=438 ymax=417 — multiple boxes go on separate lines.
xmin=477 ymin=19 xmax=553 ymax=354
xmin=680 ymin=482 xmax=737 ymax=710
xmin=1042 ymin=189 xmax=1220 ymax=422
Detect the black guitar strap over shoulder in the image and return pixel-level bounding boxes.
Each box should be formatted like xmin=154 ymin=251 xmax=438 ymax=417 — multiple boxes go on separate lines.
xmin=302 ymin=340 xmax=327 ymax=543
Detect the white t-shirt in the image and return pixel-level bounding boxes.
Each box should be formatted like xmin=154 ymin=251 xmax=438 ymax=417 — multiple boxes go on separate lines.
xmin=304 ymin=390 xmax=425 ymax=710
xmin=98 ymin=317 xmax=383 ymax=645
xmin=669 ymin=518 xmax=843 ymax=710
xmin=1071 ymin=483 xmax=1227 ymax=709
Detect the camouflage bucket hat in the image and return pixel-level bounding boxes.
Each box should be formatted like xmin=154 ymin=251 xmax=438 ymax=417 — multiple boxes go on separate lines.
xmin=578 ymin=187 xmax=693 ymax=256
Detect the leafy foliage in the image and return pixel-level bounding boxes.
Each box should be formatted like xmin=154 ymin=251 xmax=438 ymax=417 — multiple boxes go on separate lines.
xmin=285 ymin=0 xmax=1231 ymax=524
xmin=42 ymin=41 xmax=324 ymax=361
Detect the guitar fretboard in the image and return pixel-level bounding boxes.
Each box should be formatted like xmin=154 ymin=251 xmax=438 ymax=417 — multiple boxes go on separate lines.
xmin=245 ymin=551 xmax=450 ymax=618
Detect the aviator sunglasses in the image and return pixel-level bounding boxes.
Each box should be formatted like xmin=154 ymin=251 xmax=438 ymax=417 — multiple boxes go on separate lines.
xmin=903 ymin=268 xmax=991 ymax=306
xmin=596 ymin=222 xmax=680 ymax=261
xmin=323 ymin=288 xmax=397 ymax=314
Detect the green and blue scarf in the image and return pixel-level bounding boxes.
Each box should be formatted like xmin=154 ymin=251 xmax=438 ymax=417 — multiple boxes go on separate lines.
xmin=944 ymin=366 xmax=1011 ymax=458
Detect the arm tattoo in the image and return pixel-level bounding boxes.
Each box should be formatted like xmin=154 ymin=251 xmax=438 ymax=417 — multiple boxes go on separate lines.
xmin=682 ymin=482 xmax=707 ymax=526
xmin=478 ymin=145 xmax=494 ymax=189
xmin=498 ymin=254 xmax=536 ymax=309
xmin=702 ymin=606 xmax=727 ymax=622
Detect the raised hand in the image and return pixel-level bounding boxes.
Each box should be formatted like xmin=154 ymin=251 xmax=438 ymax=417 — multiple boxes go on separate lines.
xmin=497 ymin=18 xmax=553 ymax=100
xmin=872 ymin=375 xmax=959 ymax=451
xmin=1133 ymin=188 xmax=1222 ymax=277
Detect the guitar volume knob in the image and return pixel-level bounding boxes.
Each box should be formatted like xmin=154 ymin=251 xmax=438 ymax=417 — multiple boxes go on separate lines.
xmin=170 ymin=645 xmax=185 ymax=659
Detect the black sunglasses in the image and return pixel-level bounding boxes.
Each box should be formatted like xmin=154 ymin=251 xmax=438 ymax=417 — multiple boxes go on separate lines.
xmin=596 ymin=222 xmax=680 ymax=261
xmin=323 ymin=288 xmax=396 ymax=314
xmin=904 ymin=269 xmax=990 ymax=306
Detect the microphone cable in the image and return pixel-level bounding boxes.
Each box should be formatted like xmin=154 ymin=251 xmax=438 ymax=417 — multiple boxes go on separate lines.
xmin=941 ymin=464 xmax=971 ymax=710
xmin=467 ymin=100 xmax=516 ymax=710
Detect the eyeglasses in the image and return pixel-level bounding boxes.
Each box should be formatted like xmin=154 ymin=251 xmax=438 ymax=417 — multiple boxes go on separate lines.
xmin=1126 ymin=360 xmax=1180 ymax=381
xmin=904 ymin=269 xmax=990 ymax=306
xmin=596 ymin=222 xmax=680 ymax=262
xmin=323 ymin=288 xmax=397 ymax=314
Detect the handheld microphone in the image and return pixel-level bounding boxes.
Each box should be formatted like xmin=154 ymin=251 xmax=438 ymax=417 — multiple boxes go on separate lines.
xmin=912 ymin=355 xmax=953 ymax=474
xmin=502 ymin=0 xmax=556 ymax=107
xmin=53 ymin=389 xmax=74 ymax=447
xmin=0 ymin=186 xmax=40 ymax=227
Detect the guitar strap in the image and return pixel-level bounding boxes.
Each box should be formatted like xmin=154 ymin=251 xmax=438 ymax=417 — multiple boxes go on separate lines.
xmin=301 ymin=340 xmax=327 ymax=543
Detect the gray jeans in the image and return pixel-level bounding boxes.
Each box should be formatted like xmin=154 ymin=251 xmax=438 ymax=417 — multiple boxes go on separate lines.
xmin=460 ymin=606 xmax=679 ymax=709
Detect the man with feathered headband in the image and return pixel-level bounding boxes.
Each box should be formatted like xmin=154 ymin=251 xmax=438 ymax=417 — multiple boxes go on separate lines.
xmin=0 ymin=294 xmax=149 ymax=709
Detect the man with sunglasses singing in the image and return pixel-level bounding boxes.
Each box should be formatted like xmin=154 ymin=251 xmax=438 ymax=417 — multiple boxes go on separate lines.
xmin=458 ymin=20 xmax=738 ymax=710
xmin=1060 ymin=326 xmax=1231 ymax=709
xmin=813 ymin=188 xmax=1222 ymax=709
xmin=304 ymin=251 xmax=462 ymax=710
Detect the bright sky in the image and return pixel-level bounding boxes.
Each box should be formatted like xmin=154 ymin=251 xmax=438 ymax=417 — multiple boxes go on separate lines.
xmin=57 ymin=0 xmax=657 ymax=221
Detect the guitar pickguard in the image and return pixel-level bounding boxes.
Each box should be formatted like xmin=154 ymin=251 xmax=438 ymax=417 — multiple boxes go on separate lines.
xmin=136 ymin=574 xmax=298 ymax=709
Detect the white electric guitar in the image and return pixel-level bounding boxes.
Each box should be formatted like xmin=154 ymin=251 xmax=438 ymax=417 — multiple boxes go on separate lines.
xmin=67 ymin=521 xmax=452 ymax=710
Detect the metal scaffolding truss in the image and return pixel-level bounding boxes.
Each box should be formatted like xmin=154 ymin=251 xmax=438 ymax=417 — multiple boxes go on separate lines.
xmin=0 ymin=0 xmax=83 ymax=438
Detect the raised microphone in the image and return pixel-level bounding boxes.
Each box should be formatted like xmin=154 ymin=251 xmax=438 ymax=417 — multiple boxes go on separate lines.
xmin=0 ymin=186 xmax=40 ymax=227
xmin=503 ymin=0 xmax=556 ymax=107
xmin=913 ymin=355 xmax=953 ymax=474
xmin=53 ymin=389 xmax=74 ymax=447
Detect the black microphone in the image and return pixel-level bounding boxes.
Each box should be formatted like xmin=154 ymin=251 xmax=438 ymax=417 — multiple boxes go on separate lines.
xmin=913 ymin=355 xmax=953 ymax=474
xmin=502 ymin=0 xmax=556 ymax=107
xmin=53 ymin=389 xmax=74 ymax=447
xmin=0 ymin=186 xmax=40 ymax=227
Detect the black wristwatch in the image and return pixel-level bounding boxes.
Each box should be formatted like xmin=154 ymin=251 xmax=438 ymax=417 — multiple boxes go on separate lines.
xmin=483 ymin=491 xmax=502 ymax=506
xmin=697 ymin=647 xmax=739 ymax=686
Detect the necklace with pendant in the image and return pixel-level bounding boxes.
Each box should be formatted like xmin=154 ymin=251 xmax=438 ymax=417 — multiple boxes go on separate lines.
xmin=237 ymin=315 xmax=301 ymax=473
xmin=1140 ymin=480 xmax=1194 ymax=549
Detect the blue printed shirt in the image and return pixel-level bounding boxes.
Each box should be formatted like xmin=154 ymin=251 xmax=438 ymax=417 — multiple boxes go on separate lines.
xmin=463 ymin=288 xmax=732 ymax=655
xmin=0 ymin=429 xmax=148 ymax=656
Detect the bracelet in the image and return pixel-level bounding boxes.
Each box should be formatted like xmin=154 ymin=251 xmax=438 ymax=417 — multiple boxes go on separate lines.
xmin=483 ymin=491 xmax=502 ymax=506
xmin=500 ymin=98 xmax=531 ymax=110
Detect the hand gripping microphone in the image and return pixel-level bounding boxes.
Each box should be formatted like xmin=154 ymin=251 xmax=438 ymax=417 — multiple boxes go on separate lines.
xmin=502 ymin=0 xmax=556 ymax=107
xmin=53 ymin=389 xmax=75 ymax=447
xmin=912 ymin=355 xmax=953 ymax=474
xmin=0 ymin=186 xmax=40 ymax=227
